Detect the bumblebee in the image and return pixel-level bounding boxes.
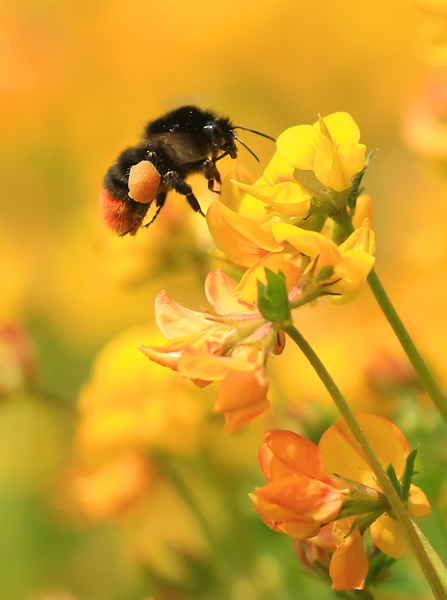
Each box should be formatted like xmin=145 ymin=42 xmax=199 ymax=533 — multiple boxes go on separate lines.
xmin=100 ymin=105 xmax=274 ymax=236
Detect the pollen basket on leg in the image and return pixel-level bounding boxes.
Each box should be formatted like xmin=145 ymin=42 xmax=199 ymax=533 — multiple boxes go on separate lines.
xmin=128 ymin=160 xmax=161 ymax=204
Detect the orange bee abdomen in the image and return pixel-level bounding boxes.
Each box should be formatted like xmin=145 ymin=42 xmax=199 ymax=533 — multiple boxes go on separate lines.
xmin=99 ymin=188 xmax=149 ymax=236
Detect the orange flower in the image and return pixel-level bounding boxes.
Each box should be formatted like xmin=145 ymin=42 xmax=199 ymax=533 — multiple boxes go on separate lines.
xmin=252 ymin=415 xmax=431 ymax=591
xmin=250 ymin=430 xmax=345 ymax=539
xmin=139 ymin=268 xmax=282 ymax=433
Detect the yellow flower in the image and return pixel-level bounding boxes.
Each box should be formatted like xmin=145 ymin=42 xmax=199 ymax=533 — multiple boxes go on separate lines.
xmin=231 ymin=151 xmax=312 ymax=220
xmin=276 ymin=112 xmax=366 ymax=192
xmin=206 ymin=201 xmax=283 ymax=267
xmin=272 ymin=217 xmax=375 ymax=297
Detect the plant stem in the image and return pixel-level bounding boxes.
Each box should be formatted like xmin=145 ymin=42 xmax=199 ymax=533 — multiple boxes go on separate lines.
xmin=282 ymin=321 xmax=447 ymax=600
xmin=367 ymin=269 xmax=447 ymax=426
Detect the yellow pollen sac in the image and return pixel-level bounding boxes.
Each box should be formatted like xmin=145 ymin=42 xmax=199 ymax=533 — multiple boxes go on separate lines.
xmin=128 ymin=160 xmax=161 ymax=204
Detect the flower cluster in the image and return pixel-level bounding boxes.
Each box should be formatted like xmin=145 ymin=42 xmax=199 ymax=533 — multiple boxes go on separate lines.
xmin=139 ymin=268 xmax=284 ymax=433
xmin=251 ymin=413 xmax=431 ymax=590
xmin=207 ymin=112 xmax=375 ymax=307
xmin=140 ymin=113 xmax=375 ymax=432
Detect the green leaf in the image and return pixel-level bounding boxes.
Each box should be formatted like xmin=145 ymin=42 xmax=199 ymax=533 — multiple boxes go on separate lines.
xmin=387 ymin=462 xmax=404 ymax=500
xmin=256 ymin=269 xmax=291 ymax=323
xmin=401 ymin=448 xmax=418 ymax=500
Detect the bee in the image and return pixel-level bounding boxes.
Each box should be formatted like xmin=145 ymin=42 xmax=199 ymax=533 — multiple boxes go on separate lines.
xmin=100 ymin=105 xmax=275 ymax=236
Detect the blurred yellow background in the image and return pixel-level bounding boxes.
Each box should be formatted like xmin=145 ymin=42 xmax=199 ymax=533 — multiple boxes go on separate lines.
xmin=2 ymin=0 xmax=447 ymax=598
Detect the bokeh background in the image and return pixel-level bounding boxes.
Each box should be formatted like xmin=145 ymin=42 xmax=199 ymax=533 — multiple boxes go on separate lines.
xmin=2 ymin=0 xmax=447 ymax=598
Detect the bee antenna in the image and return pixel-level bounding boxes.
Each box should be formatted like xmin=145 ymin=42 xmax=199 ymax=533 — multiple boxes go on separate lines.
xmin=232 ymin=133 xmax=260 ymax=162
xmin=233 ymin=126 xmax=276 ymax=142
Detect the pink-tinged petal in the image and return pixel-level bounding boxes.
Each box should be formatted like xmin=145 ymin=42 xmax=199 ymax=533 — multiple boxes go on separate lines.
xmin=330 ymin=519 xmax=368 ymax=590
xmin=178 ymin=346 xmax=255 ymax=381
xmin=319 ymin=413 xmax=410 ymax=488
xmin=408 ymin=484 xmax=432 ymax=518
xmin=314 ymin=112 xmax=361 ymax=147
xmin=222 ymin=396 xmax=270 ymax=434
xmin=260 ymin=430 xmax=324 ymax=481
xmin=204 ymin=268 xmax=257 ymax=315
xmin=370 ymin=514 xmax=403 ymax=559
xmin=154 ymin=290 xmax=211 ymax=339
xmin=138 ymin=343 xmax=182 ymax=371
xmin=276 ymin=125 xmax=320 ymax=170
xmin=307 ymin=523 xmax=337 ymax=553
xmin=207 ymin=201 xmax=282 ymax=267
xmin=214 ymin=366 xmax=268 ymax=412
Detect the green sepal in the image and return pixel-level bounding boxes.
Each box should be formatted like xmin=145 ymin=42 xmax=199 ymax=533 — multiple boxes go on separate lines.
xmin=401 ymin=448 xmax=419 ymax=500
xmin=316 ymin=265 xmax=335 ymax=282
xmin=256 ymin=269 xmax=291 ymax=323
xmin=348 ymin=149 xmax=376 ymax=210
xmin=386 ymin=463 xmax=404 ymax=500
xmin=342 ymin=507 xmax=386 ymax=537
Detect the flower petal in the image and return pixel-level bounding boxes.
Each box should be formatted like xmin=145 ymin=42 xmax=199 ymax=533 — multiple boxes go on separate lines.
xmin=207 ymin=201 xmax=282 ymax=267
xmin=204 ymin=268 xmax=257 ymax=314
xmin=276 ymin=124 xmax=320 ymax=170
xmin=370 ymin=514 xmax=403 ymax=559
xmin=272 ymin=223 xmax=341 ymax=265
xmin=330 ymin=518 xmax=369 ymax=590
xmin=408 ymin=484 xmax=431 ymax=518
xmin=154 ymin=290 xmax=211 ymax=339
xmin=314 ymin=112 xmax=361 ymax=147
xmin=319 ymin=413 xmax=410 ymax=488
xmin=259 ymin=430 xmax=324 ymax=481
xmin=138 ymin=343 xmax=182 ymax=371
xmin=222 ymin=396 xmax=270 ymax=434
xmin=235 ymin=251 xmax=302 ymax=305
xmin=178 ymin=346 xmax=255 ymax=381
xmin=256 ymin=475 xmax=343 ymax=522
xmin=214 ymin=366 xmax=269 ymax=412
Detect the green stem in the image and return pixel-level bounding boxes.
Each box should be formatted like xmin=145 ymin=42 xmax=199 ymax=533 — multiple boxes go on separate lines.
xmin=282 ymin=321 xmax=447 ymax=600
xmin=367 ymin=269 xmax=447 ymax=426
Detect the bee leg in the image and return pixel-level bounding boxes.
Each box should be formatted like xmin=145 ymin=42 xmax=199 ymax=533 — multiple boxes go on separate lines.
xmin=165 ymin=171 xmax=205 ymax=216
xmin=144 ymin=191 xmax=167 ymax=227
xmin=202 ymin=159 xmax=221 ymax=194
